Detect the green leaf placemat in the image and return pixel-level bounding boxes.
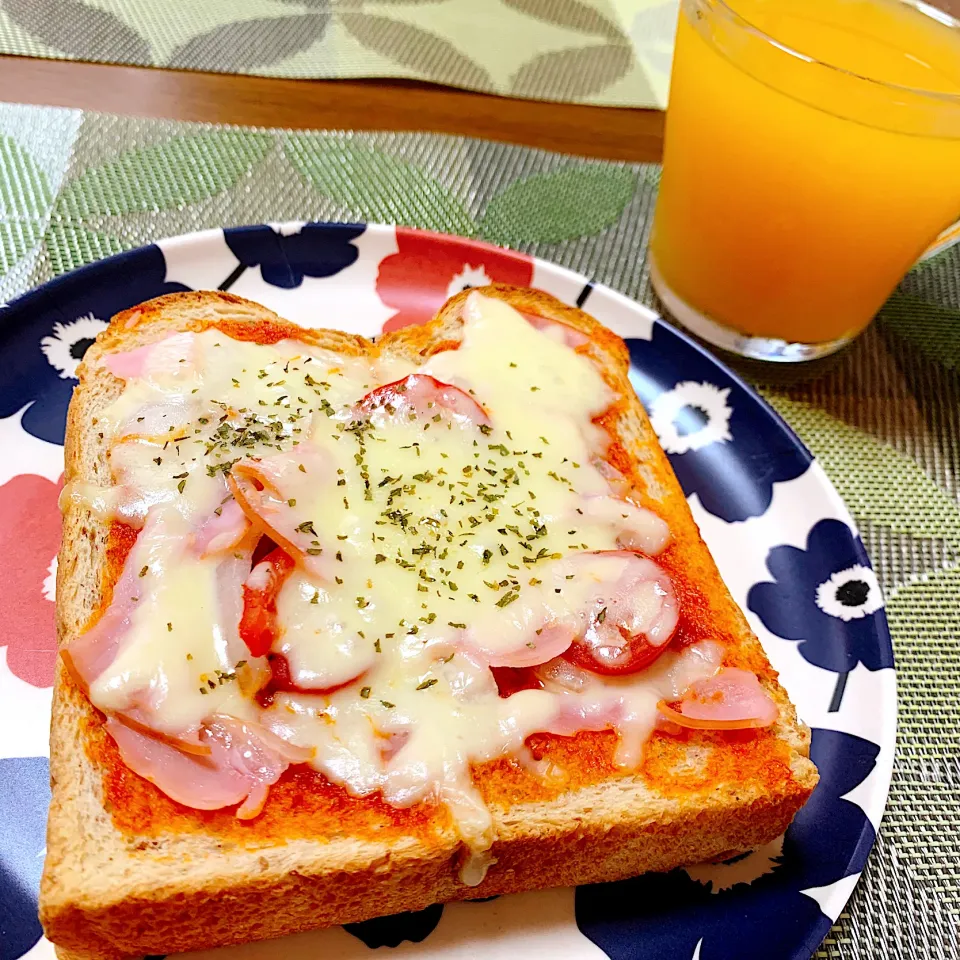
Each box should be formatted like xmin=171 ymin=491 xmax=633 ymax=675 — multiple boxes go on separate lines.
xmin=1 ymin=102 xmax=958 ymax=955
xmin=0 ymin=0 xmax=676 ymax=108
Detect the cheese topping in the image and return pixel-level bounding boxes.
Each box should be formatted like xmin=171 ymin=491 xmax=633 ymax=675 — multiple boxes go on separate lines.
xmin=90 ymin=508 xmax=247 ymax=732
xmin=65 ymin=293 xmax=774 ymax=878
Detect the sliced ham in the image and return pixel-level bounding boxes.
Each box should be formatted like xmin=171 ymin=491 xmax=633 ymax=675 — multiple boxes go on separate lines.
xmin=65 ymin=508 xmax=266 ymax=737
xmin=229 ymin=446 xmax=332 ymax=579
xmin=463 ymin=552 xmax=677 ymax=674
xmin=204 ymin=714 xmax=314 ymax=818
xmin=658 ymin=668 xmax=779 ymax=730
xmin=377 ymin=729 xmax=411 ymax=764
xmin=103 ymin=342 xmax=155 ymax=381
xmin=194 ymin=498 xmax=250 ymax=557
xmin=111 ymin=710 xmax=211 ymax=757
xmin=103 ymin=332 xmax=196 ymax=381
xmin=473 ymin=621 xmax=577 ymax=669
xmin=355 ymin=374 xmax=491 ymax=430
xmin=585 ymin=462 xmax=671 ymax=556
xmin=105 ymin=713 xmax=313 ymax=818
xmin=522 ymin=313 xmax=591 ymax=349
xmin=578 ymin=496 xmax=670 ymax=556
xmin=114 ymin=397 xmax=193 ymax=442
xmin=532 ymin=656 xmax=589 ymax=695
xmin=106 ymin=717 xmax=243 ymax=811
xmin=60 ymin=511 xmax=164 ymax=691
xmin=592 ymin=456 xmax=634 ymax=501
xmin=536 ymin=643 xmax=730 ymax=754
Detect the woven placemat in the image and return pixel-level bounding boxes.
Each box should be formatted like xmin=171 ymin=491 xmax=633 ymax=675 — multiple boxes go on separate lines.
xmin=1 ymin=102 xmax=958 ymax=955
xmin=0 ymin=0 xmax=673 ymax=108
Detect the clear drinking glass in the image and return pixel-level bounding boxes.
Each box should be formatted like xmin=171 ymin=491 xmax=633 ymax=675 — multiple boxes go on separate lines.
xmin=649 ymin=0 xmax=960 ymax=362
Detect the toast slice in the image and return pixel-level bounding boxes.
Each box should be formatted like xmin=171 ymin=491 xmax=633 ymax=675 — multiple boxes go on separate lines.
xmin=41 ymin=287 xmax=818 ymax=959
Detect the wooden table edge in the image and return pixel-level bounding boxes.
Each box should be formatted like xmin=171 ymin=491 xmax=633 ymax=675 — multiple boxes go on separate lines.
xmin=0 ymin=54 xmax=664 ymax=163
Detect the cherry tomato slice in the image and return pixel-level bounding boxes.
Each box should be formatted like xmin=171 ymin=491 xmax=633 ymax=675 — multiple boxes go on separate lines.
xmin=560 ymin=550 xmax=679 ymax=677
xmin=265 ymin=653 xmax=297 ymax=691
xmin=357 ymin=374 xmax=490 ymax=428
xmin=239 ymin=547 xmax=295 ymax=658
xmin=563 ymin=629 xmax=670 ymax=676
xmin=255 ymin=654 xmax=298 ymax=707
xmin=491 ymin=666 xmax=544 ymax=698
xmin=263 ymin=653 xmax=366 ymax=698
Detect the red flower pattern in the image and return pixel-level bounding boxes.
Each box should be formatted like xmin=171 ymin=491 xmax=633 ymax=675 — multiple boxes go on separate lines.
xmin=0 ymin=474 xmax=61 ymax=688
xmin=377 ymin=228 xmax=534 ymax=333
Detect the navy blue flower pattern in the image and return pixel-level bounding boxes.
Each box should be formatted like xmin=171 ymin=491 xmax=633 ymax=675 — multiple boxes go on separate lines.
xmin=0 ymin=757 xmax=50 ymax=960
xmin=627 ymin=326 xmax=811 ymax=522
xmin=222 ymin=222 xmax=366 ymax=290
xmin=341 ymin=895 xmax=503 ymax=947
xmin=748 ymin=518 xmax=893 ymax=710
xmin=0 ymin=244 xmax=189 ymax=445
xmin=574 ymin=729 xmax=879 ymax=960
xmin=344 ymin=903 xmax=445 ymax=947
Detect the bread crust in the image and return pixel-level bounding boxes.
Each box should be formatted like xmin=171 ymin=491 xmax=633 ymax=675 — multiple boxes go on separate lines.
xmin=41 ymin=288 xmax=817 ymax=959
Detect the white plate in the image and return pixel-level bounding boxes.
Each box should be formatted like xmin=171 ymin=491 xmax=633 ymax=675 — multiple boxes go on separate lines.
xmin=0 ymin=222 xmax=895 ymax=960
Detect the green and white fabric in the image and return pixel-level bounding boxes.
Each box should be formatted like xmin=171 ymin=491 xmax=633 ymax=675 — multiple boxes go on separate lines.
xmin=0 ymin=0 xmax=676 ymax=107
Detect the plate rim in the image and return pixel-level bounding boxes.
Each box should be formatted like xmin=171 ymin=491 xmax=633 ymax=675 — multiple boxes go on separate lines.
xmin=0 ymin=219 xmax=897 ymax=959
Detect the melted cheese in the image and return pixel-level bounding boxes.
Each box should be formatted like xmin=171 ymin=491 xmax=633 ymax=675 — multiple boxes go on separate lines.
xmin=89 ymin=508 xmax=255 ymax=733
xmin=82 ymin=330 xmax=376 ymax=734
xmin=71 ymin=293 xmax=714 ymax=878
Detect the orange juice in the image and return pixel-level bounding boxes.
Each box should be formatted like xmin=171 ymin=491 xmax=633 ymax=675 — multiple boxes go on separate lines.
xmin=651 ymin=0 xmax=960 ymax=357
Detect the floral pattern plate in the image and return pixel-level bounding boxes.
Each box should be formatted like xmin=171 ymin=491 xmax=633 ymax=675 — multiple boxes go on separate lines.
xmin=0 ymin=222 xmax=895 ymax=960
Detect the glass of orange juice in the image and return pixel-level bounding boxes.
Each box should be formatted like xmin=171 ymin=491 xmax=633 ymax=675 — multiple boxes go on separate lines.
xmin=649 ymin=0 xmax=960 ymax=362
